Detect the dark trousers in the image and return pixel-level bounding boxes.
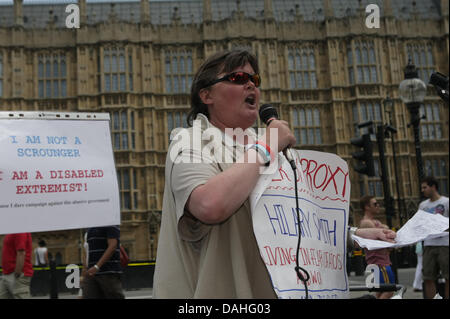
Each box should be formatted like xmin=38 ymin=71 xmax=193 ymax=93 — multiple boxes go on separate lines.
xmin=82 ymin=273 xmax=125 ymax=299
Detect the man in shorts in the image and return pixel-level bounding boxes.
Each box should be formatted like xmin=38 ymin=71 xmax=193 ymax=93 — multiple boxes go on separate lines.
xmin=359 ymin=196 xmax=395 ymax=299
xmin=419 ymin=177 xmax=449 ymax=299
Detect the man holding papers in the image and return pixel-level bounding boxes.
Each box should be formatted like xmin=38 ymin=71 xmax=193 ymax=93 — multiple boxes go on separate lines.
xmin=419 ymin=177 xmax=449 ymax=299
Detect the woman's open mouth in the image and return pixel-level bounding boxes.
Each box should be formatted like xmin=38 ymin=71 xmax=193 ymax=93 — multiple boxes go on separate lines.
xmin=245 ymin=94 xmax=256 ymax=108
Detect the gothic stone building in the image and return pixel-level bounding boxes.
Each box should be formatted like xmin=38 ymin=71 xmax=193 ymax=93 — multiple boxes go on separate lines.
xmin=0 ymin=0 xmax=448 ymax=265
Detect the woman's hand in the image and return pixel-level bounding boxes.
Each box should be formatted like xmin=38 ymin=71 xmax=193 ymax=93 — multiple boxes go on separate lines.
xmin=262 ymin=119 xmax=296 ymax=153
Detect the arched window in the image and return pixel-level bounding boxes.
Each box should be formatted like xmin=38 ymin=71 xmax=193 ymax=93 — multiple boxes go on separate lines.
xmin=407 ymin=43 xmax=435 ymax=83
xmin=103 ymin=46 xmax=133 ymax=92
xmin=349 ymin=41 xmax=378 ymax=84
xmin=419 ymin=103 xmax=443 ymax=140
xmin=111 ymin=110 xmax=136 ymax=151
xmin=287 ymin=47 xmax=317 ymax=89
xmin=164 ymin=49 xmax=193 ymax=93
xmin=291 ymin=107 xmax=322 ymax=145
xmin=117 ymin=168 xmax=139 ymax=210
xmin=37 ymin=52 xmax=67 ymax=98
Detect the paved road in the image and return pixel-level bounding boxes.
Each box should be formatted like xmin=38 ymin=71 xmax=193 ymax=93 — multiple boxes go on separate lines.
xmin=31 ymin=267 xmax=427 ymax=299
xmin=33 ymin=268 xmax=423 ymax=299
xmin=30 ymin=287 xmax=153 ymax=299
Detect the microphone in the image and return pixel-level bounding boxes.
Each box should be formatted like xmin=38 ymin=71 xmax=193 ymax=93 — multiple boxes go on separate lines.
xmin=259 ymin=104 xmax=296 ymax=169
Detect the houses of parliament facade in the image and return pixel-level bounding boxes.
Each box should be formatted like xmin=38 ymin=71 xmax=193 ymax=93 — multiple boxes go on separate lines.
xmin=0 ymin=0 xmax=448 ymax=264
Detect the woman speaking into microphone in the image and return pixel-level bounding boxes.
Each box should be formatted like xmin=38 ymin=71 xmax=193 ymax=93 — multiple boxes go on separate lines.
xmin=153 ymin=49 xmax=294 ymax=299
xmin=152 ymin=49 xmax=395 ymax=299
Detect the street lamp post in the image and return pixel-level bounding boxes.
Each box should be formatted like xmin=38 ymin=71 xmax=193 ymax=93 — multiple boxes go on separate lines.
xmin=375 ymin=122 xmax=395 ymax=229
xmin=383 ymin=97 xmax=404 ymax=226
xmin=399 ymin=59 xmax=427 ymax=197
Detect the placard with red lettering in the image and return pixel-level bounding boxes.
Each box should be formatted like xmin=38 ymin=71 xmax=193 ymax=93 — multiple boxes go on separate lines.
xmin=250 ymin=150 xmax=350 ymax=299
xmin=0 ymin=117 xmax=120 ymax=234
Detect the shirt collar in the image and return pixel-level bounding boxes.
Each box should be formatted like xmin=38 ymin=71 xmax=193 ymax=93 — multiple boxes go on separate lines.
xmin=194 ymin=113 xmax=258 ymax=148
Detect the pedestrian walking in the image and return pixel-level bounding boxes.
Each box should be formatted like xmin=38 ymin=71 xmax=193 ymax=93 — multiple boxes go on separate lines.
xmin=81 ymin=226 xmax=124 ymax=299
xmin=0 ymin=233 xmax=34 ymax=299
xmin=34 ymin=239 xmax=49 ymax=267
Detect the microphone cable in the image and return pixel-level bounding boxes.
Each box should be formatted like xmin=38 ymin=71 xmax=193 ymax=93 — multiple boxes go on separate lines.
xmin=259 ymin=103 xmax=310 ymax=298
xmin=290 ymin=160 xmax=310 ymax=299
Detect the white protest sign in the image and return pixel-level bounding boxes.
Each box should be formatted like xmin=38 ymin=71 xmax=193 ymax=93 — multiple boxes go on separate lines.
xmin=251 ymin=150 xmax=351 ymax=299
xmin=0 ymin=112 xmax=120 ymax=235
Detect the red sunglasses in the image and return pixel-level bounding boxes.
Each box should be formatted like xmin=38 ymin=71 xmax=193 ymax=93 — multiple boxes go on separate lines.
xmin=206 ymin=72 xmax=261 ymax=88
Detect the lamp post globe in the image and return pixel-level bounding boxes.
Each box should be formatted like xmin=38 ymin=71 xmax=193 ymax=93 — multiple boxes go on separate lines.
xmin=399 ymin=79 xmax=427 ymax=105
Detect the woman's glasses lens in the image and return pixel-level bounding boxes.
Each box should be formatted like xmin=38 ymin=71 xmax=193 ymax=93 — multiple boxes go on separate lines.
xmin=229 ymin=72 xmax=260 ymax=87
xmin=229 ymin=72 xmax=248 ymax=84
xmin=205 ymin=72 xmax=261 ymax=88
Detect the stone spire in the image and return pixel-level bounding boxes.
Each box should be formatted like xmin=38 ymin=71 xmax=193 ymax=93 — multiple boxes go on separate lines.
xmin=264 ymin=0 xmax=273 ymax=20
xmin=79 ymin=0 xmax=87 ymax=25
xmin=108 ymin=3 xmax=118 ymax=22
xmin=323 ymin=0 xmax=333 ymax=20
xmin=171 ymin=6 xmax=181 ymax=25
xmin=384 ymin=0 xmax=393 ymax=17
xmin=411 ymin=1 xmax=420 ymax=20
xmin=203 ymin=0 xmax=212 ymax=22
xmin=356 ymin=0 xmax=365 ymax=17
xmin=141 ymin=0 xmax=150 ymax=24
xmin=441 ymin=0 xmax=449 ymax=16
xmin=234 ymin=0 xmax=244 ymax=20
xmin=14 ymin=0 xmax=23 ymax=26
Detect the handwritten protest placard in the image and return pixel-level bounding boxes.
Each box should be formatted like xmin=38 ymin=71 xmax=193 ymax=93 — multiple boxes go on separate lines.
xmin=0 ymin=113 xmax=120 ymax=235
xmin=251 ymin=150 xmax=350 ymax=299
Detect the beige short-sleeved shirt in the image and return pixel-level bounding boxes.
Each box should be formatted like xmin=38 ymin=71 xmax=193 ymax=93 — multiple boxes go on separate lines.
xmin=153 ymin=114 xmax=276 ymax=299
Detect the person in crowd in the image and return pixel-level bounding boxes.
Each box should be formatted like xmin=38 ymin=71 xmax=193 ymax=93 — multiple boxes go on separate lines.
xmin=419 ymin=176 xmax=448 ymax=299
xmin=412 ymin=241 xmax=423 ymax=292
xmin=153 ymin=49 xmax=396 ymax=299
xmin=0 ymin=233 xmax=34 ymax=299
xmin=34 ymin=239 xmax=49 ymax=267
xmin=82 ymin=226 xmax=124 ymax=299
xmin=78 ymin=231 xmax=89 ymax=299
xmin=359 ymin=195 xmax=395 ymax=299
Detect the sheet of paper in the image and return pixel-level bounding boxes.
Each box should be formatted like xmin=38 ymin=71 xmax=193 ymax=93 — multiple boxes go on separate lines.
xmin=352 ymin=210 xmax=449 ymax=250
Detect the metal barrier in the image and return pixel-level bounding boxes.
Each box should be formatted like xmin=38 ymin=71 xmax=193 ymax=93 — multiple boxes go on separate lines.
xmin=350 ymin=284 xmax=406 ymax=299
xmin=26 ymin=261 xmax=155 ymax=297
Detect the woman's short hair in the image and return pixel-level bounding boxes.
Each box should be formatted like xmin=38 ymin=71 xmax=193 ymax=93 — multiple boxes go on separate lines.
xmin=188 ymin=49 xmax=259 ymax=126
